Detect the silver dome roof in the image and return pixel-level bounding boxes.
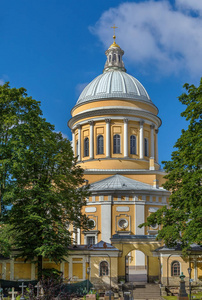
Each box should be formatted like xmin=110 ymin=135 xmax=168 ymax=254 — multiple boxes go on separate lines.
xmin=77 ymin=70 xmax=151 ymax=105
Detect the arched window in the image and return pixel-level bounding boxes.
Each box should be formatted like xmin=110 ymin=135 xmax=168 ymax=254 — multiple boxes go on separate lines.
xmin=118 ymin=55 xmax=121 ymax=62
xmin=113 ymin=134 xmax=121 ymax=154
xmin=113 ymin=54 xmax=116 ymax=62
xmin=84 ymin=137 xmax=89 ymax=157
xmin=100 ymin=261 xmax=109 ymax=276
xmin=171 ymin=261 xmax=180 ymax=276
xmin=144 ymin=138 xmax=149 ymax=157
xmin=109 ymin=55 xmax=111 ymax=62
xmin=130 ymin=135 xmax=136 ymax=155
xmin=97 ymin=135 xmax=104 ymax=154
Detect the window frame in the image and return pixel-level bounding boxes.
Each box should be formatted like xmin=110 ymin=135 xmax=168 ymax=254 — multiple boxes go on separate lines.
xmin=97 ymin=135 xmax=104 ymax=155
xmin=130 ymin=135 xmax=137 ymax=155
xmin=113 ymin=134 xmax=121 ymax=154
xmin=171 ymin=261 xmax=180 ymax=276
xmin=84 ymin=137 xmax=89 ymax=157
xmin=99 ymin=261 xmax=109 ymax=276
xmin=144 ymin=138 xmax=149 ymax=157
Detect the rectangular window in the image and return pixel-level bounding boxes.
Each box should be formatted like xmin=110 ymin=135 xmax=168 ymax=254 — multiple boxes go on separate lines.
xmin=87 ymin=236 xmax=95 ymax=245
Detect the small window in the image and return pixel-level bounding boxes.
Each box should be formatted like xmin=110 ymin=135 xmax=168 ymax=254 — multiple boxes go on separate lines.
xmin=130 ymin=135 xmax=136 ymax=155
xmin=97 ymin=135 xmax=104 ymax=154
xmin=171 ymin=261 xmax=180 ymax=276
xmin=118 ymin=218 xmax=128 ymax=229
xmin=113 ymin=54 xmax=116 ymax=62
xmin=109 ymin=55 xmax=111 ymax=62
xmin=87 ymin=236 xmax=95 ymax=245
xmin=118 ymin=55 xmax=120 ymax=62
xmin=144 ymin=138 xmax=149 ymax=157
xmin=100 ymin=261 xmax=109 ymax=276
xmin=113 ymin=134 xmax=121 ymax=154
xmin=84 ymin=137 xmax=89 ymax=157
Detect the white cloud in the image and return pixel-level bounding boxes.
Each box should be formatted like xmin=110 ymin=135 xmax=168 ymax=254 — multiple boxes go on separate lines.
xmin=55 ymin=131 xmax=69 ymax=140
xmin=176 ymin=0 xmax=202 ymax=15
xmin=91 ymin=0 xmax=202 ymax=78
xmin=0 ymin=79 xmax=5 ymax=86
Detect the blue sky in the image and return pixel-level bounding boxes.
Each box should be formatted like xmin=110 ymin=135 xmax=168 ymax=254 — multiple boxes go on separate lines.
xmin=1 ymin=0 xmax=202 ymax=167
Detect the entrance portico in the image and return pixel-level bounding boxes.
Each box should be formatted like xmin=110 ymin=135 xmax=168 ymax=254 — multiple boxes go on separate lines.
xmin=111 ymin=234 xmax=161 ymax=283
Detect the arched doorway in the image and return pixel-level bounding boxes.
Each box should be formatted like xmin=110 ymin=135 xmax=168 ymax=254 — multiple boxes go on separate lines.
xmin=125 ymin=250 xmax=147 ymax=282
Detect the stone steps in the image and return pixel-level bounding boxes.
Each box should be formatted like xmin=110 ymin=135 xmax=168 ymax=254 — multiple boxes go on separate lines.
xmin=132 ymin=283 xmax=161 ymax=300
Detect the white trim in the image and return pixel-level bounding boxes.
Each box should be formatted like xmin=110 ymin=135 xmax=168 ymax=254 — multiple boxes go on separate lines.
xmin=139 ymin=121 xmax=144 ymax=159
xmin=71 ymin=114 xmax=160 ymax=130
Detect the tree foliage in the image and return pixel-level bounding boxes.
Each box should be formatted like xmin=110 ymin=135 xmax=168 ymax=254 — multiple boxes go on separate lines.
xmin=140 ymin=79 xmax=202 ymax=252
xmin=0 ymin=83 xmax=90 ymax=277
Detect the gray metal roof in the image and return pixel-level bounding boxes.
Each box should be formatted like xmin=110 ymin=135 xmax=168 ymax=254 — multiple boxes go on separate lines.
xmin=77 ymin=70 xmax=151 ymax=105
xmin=89 ymin=174 xmax=165 ymax=192
xmin=89 ymin=240 xmax=119 ymax=251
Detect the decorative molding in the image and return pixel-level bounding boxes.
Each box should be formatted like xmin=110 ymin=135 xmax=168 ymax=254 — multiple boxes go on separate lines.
xmin=116 ymin=206 xmax=130 ymax=212
xmin=150 ymin=124 xmax=155 ymax=129
xmin=149 ymin=207 xmax=159 ymax=213
xmin=139 ymin=119 xmax=145 ymax=126
xmin=124 ymin=118 xmax=128 ymax=123
xmin=105 ymin=118 xmax=111 ymax=123
xmin=88 ymin=120 xmax=94 ymax=125
xmin=85 ymin=207 xmax=97 ymax=213
xmin=68 ymin=108 xmax=161 ymax=129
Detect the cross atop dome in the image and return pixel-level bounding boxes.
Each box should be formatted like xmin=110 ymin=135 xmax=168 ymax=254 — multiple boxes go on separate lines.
xmin=109 ymin=24 xmax=120 ymax=48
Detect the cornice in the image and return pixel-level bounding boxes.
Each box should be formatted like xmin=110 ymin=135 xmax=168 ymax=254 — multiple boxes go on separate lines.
xmin=68 ymin=108 xmax=162 ymax=129
xmin=71 ymin=97 xmax=159 ymax=116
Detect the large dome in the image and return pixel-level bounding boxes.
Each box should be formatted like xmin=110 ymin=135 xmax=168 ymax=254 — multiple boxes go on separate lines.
xmin=77 ymin=70 xmax=151 ymax=105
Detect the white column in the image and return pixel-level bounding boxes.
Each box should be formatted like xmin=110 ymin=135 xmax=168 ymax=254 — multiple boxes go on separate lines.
xmin=72 ymin=130 xmax=75 ymax=156
xmin=139 ymin=120 xmax=144 ymax=159
xmin=150 ymin=124 xmax=155 ymax=158
xmin=155 ymin=129 xmax=159 ymax=163
xmin=83 ymin=257 xmax=86 ymax=280
xmin=89 ymin=121 xmax=94 ymax=159
xmin=101 ymin=203 xmax=111 ymax=243
xmin=105 ymin=119 xmax=111 ymax=158
xmin=135 ymin=201 xmax=145 ymax=235
xmin=124 ymin=118 xmax=128 ymax=157
xmin=78 ymin=125 xmax=81 ymax=161
xmin=77 ymin=228 xmax=81 ymax=245
xmin=73 ymin=227 xmax=77 ymax=245
xmin=194 ymin=260 xmax=198 ymax=281
xmin=69 ymin=258 xmax=73 ymax=279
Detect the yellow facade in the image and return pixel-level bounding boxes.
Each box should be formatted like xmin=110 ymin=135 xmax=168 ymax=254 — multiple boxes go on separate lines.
xmin=1 ymin=38 xmax=201 ymax=293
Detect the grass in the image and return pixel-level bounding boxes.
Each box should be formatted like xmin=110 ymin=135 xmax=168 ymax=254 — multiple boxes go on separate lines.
xmin=162 ymin=292 xmax=202 ymax=300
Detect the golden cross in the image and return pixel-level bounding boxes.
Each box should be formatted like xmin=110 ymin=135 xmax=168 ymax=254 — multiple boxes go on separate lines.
xmin=111 ymin=24 xmax=118 ymax=36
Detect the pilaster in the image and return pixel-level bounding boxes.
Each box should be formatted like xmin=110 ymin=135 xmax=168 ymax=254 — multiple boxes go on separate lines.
xmin=89 ymin=121 xmax=94 ymax=159
xmin=124 ymin=118 xmax=128 ymax=157
xmin=77 ymin=125 xmax=81 ymax=161
xmin=139 ymin=120 xmax=144 ymax=159
xmin=155 ymin=129 xmax=159 ymax=163
xmin=105 ymin=119 xmax=111 ymax=158
xmin=150 ymin=124 xmax=155 ymax=158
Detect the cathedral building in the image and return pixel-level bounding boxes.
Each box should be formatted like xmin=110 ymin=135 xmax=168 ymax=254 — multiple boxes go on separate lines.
xmin=0 ymin=36 xmax=201 ymax=293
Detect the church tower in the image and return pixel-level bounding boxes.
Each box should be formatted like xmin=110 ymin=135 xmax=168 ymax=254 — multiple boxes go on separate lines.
xmin=68 ymin=34 xmax=169 ymax=264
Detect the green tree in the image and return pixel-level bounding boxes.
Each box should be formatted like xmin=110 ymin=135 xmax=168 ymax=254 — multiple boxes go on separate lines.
xmin=140 ymin=79 xmax=202 ymax=252
xmin=0 ymin=83 xmax=90 ymax=278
